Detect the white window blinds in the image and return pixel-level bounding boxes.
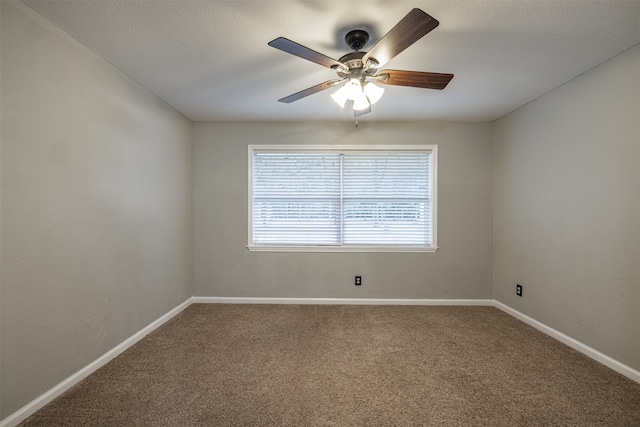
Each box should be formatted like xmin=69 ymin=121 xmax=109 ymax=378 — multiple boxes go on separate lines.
xmin=250 ymin=146 xmax=436 ymax=251
xmin=252 ymin=153 xmax=341 ymax=245
xmin=342 ymin=153 xmax=432 ymax=245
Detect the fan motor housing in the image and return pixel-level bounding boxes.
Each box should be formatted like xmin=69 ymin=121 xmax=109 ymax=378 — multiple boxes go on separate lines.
xmin=338 ymin=51 xmax=365 ymax=68
xmin=336 ymin=51 xmax=378 ymax=79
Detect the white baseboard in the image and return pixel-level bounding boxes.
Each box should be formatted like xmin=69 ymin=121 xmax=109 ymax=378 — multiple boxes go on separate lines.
xmin=493 ymin=300 xmax=640 ymax=384
xmin=191 ymin=296 xmax=495 ymax=306
xmin=0 ymin=298 xmax=192 ymax=427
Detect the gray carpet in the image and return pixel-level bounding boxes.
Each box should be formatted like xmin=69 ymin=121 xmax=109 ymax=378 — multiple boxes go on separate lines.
xmin=20 ymin=304 xmax=640 ymax=426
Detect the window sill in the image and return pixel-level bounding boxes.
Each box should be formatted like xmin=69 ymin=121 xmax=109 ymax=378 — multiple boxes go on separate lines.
xmin=247 ymin=245 xmax=438 ymax=253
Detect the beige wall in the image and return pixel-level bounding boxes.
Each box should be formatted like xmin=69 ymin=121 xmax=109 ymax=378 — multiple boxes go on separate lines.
xmin=193 ymin=121 xmax=493 ymax=299
xmin=1 ymin=2 xmax=192 ymax=417
xmin=494 ymin=44 xmax=640 ymax=370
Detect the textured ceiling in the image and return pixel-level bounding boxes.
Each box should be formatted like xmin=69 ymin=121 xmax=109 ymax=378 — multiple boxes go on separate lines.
xmin=22 ymin=0 xmax=640 ymax=122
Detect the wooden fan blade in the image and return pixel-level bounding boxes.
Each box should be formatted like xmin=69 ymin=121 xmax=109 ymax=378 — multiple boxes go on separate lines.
xmin=278 ymin=80 xmax=342 ymax=103
xmin=363 ymin=9 xmax=439 ymax=68
xmin=268 ymin=37 xmax=343 ymax=69
xmin=376 ymin=70 xmax=453 ymax=90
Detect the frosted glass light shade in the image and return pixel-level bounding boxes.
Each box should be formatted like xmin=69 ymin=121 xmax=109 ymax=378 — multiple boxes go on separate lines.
xmin=364 ymin=82 xmax=384 ymax=104
xmin=352 ymin=92 xmax=371 ymax=111
xmin=331 ymin=79 xmax=363 ymax=108
xmin=343 ymin=78 xmax=362 ymax=99
xmin=330 ymin=86 xmax=349 ymax=108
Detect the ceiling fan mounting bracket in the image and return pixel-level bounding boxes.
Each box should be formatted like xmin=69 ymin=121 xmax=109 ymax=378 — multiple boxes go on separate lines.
xmin=344 ymin=30 xmax=369 ymax=52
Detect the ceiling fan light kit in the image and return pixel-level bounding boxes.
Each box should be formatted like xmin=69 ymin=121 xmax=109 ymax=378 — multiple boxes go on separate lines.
xmin=268 ymin=8 xmax=454 ymax=117
xmin=330 ymin=78 xmax=383 ymax=111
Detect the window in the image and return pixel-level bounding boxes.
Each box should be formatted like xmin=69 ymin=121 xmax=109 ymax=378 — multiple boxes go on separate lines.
xmin=248 ymin=145 xmax=437 ymax=252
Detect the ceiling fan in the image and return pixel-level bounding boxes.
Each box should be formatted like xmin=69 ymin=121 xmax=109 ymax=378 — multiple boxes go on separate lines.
xmin=268 ymin=8 xmax=454 ymax=117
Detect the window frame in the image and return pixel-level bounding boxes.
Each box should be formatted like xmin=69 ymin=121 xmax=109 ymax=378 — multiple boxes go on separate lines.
xmin=247 ymin=144 xmax=438 ymax=253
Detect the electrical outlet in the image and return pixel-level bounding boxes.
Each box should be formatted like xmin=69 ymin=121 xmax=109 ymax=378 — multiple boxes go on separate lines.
xmin=516 ymin=284 xmax=523 ymax=297
xmin=355 ymin=276 xmax=362 ymax=286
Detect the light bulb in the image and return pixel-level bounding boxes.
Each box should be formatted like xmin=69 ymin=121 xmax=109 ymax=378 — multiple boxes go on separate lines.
xmin=363 ymin=82 xmax=384 ymax=105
